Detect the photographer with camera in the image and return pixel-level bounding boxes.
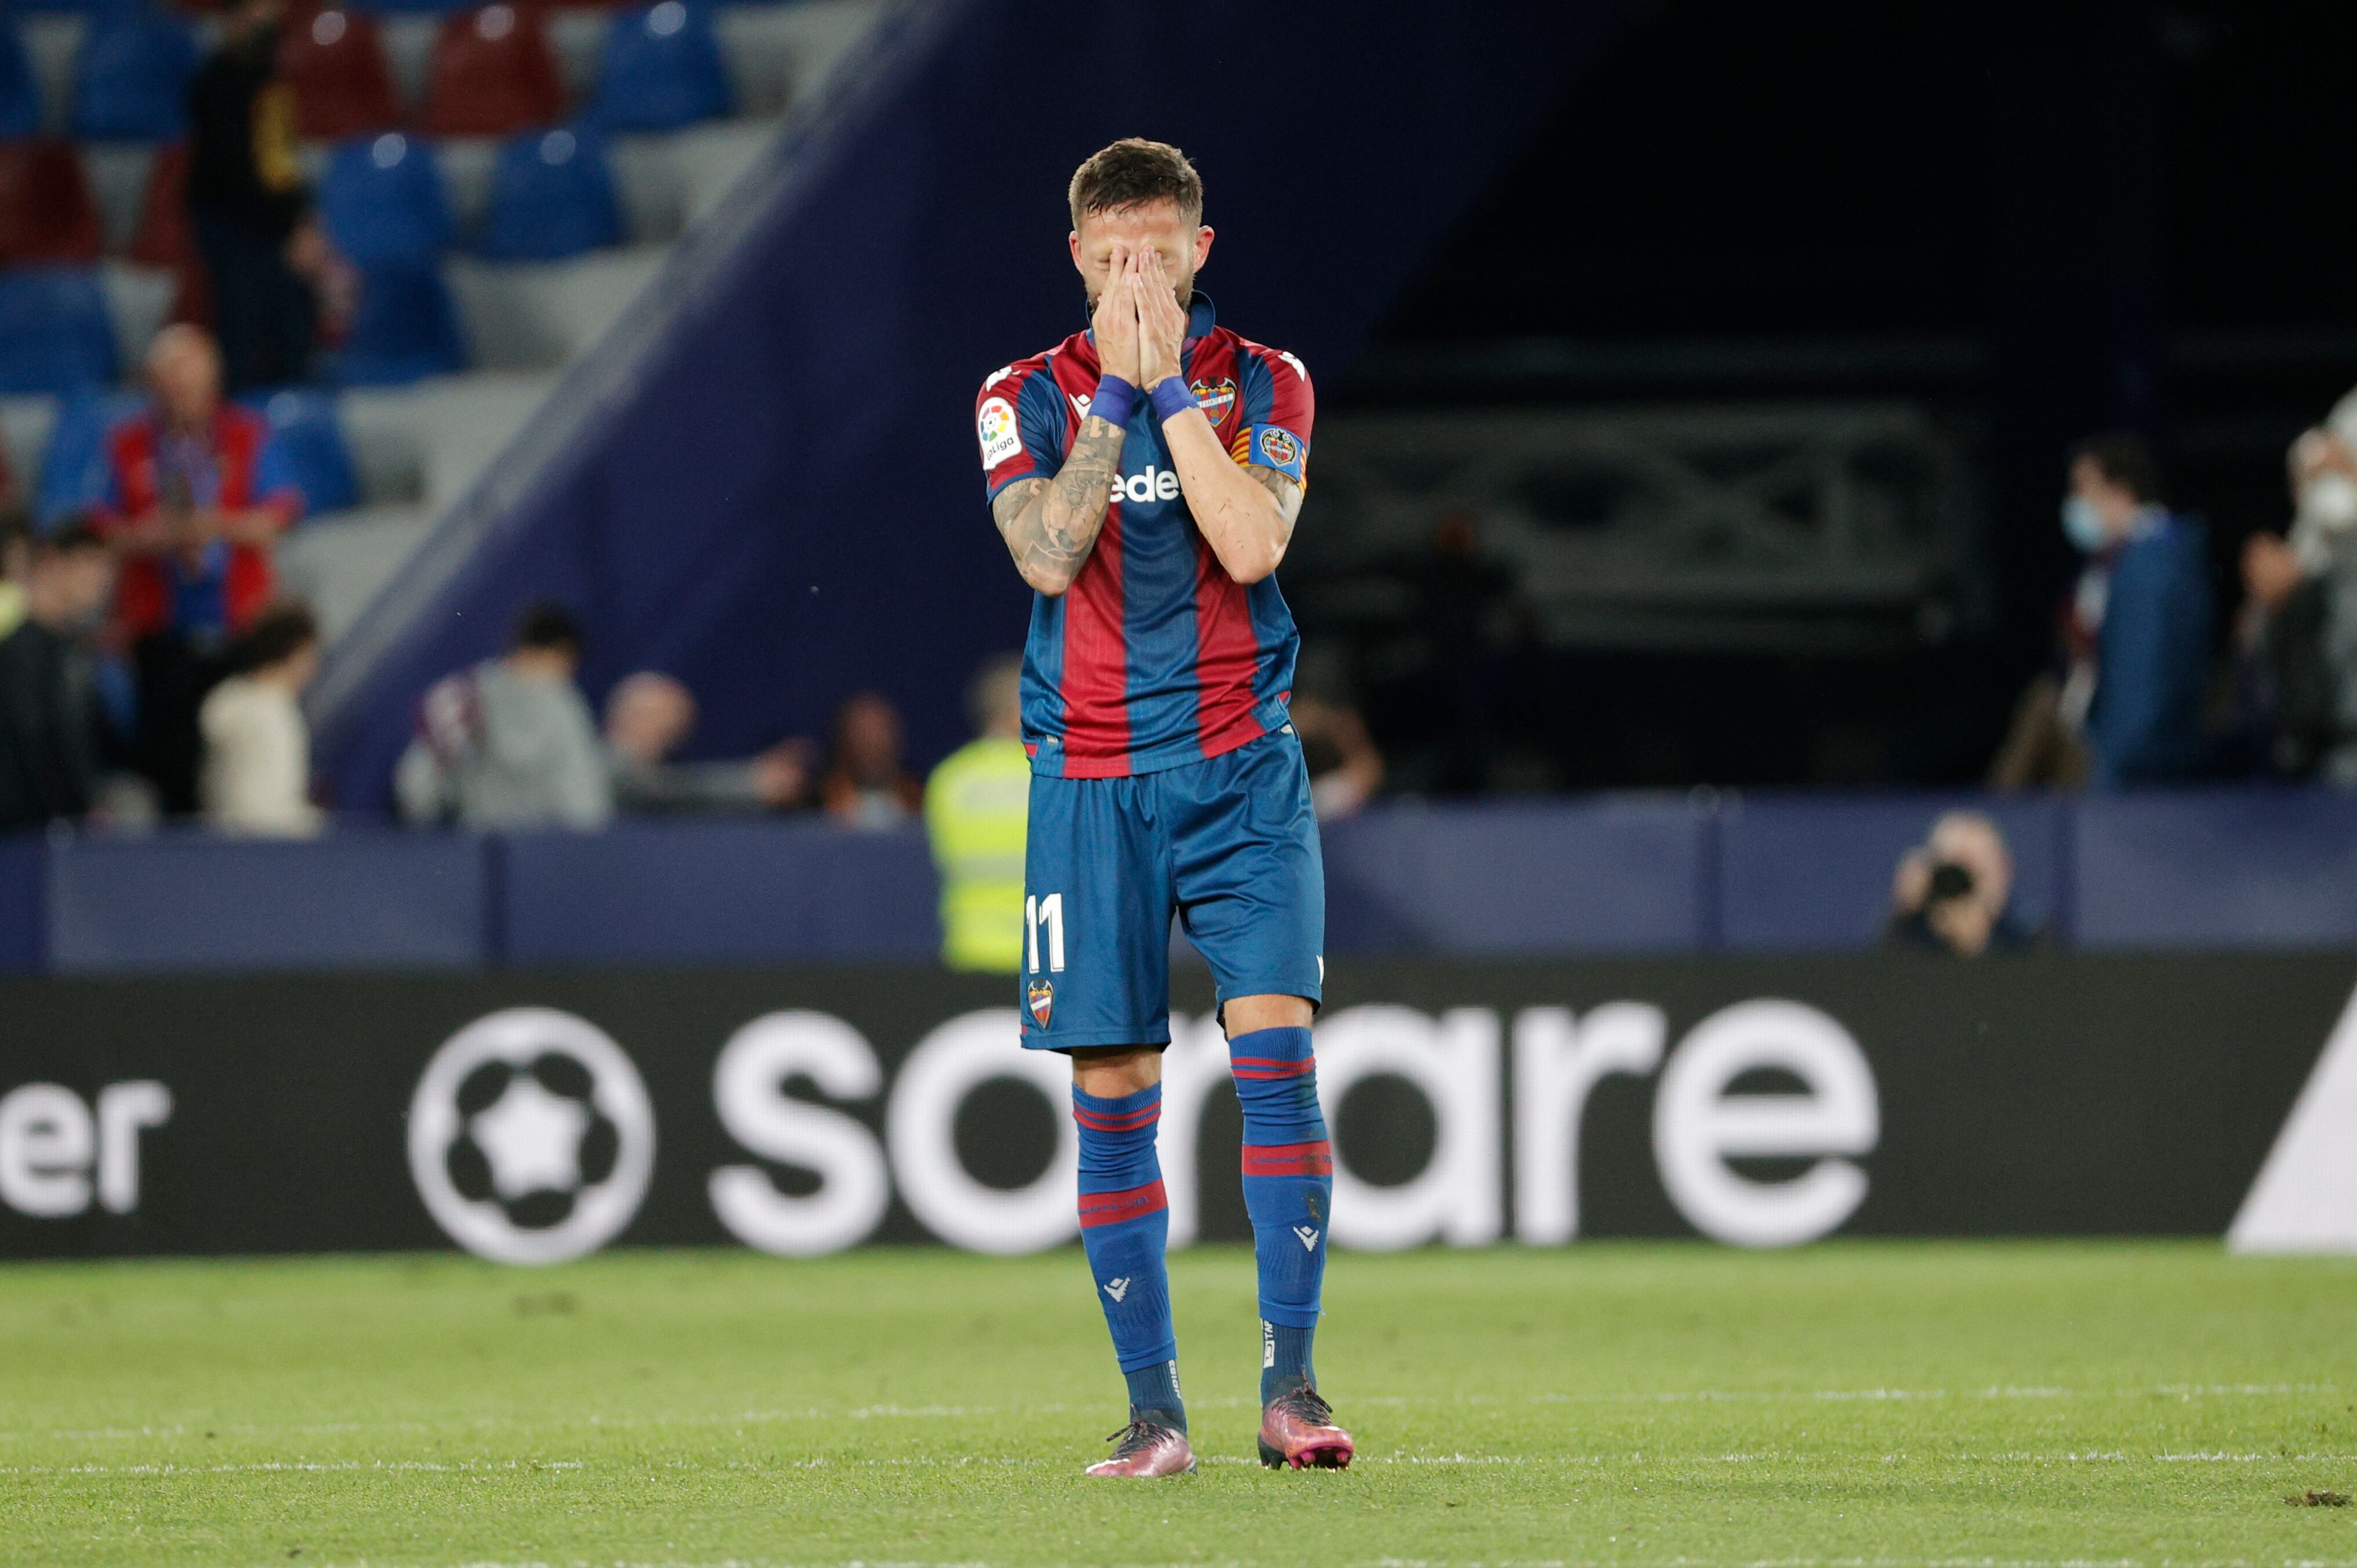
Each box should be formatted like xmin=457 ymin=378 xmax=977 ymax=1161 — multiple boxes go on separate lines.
xmin=1885 ymin=810 xmax=2036 ymax=957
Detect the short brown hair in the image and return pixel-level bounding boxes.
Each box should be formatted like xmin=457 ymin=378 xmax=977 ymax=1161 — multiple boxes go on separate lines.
xmin=2069 ymin=431 xmax=2167 ymax=506
xmin=1068 ymin=139 xmax=1202 ymax=230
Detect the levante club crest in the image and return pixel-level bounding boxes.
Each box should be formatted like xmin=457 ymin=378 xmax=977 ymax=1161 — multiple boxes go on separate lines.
xmin=1028 ymin=979 xmax=1055 ymax=1028
xmin=1190 ymin=377 xmax=1236 ymax=424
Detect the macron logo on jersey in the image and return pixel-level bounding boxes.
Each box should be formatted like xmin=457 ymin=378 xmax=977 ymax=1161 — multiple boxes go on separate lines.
xmin=1111 ymin=466 xmax=1182 ymax=504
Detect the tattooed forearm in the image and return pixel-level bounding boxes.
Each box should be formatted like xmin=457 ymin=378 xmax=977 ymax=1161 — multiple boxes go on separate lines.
xmin=1246 ymin=464 xmax=1305 ymax=530
xmin=992 ymin=416 xmax=1125 ymax=594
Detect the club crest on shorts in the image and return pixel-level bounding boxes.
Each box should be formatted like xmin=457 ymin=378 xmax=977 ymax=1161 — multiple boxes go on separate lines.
xmin=1028 ymin=978 xmax=1055 ymax=1028
xmin=1190 ymin=376 xmax=1236 ymax=424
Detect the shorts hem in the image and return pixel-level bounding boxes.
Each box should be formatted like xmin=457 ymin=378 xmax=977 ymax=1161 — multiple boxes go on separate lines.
xmin=1211 ymin=980 xmax=1324 ymax=1009
xmin=1021 ymin=1028 xmax=1174 ymax=1052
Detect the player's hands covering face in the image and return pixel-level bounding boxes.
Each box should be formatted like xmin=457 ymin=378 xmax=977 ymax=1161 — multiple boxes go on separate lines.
xmin=1134 ymin=249 xmax=1187 ymax=387
xmin=1092 ymin=244 xmax=1142 ymax=386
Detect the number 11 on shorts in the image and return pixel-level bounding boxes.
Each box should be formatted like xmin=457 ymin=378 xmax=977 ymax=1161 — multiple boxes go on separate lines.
xmin=1025 ymin=892 xmax=1066 ymax=974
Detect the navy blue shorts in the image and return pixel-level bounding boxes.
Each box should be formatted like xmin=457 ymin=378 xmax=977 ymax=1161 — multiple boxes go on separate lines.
xmin=1018 ymin=729 xmax=1325 ymax=1050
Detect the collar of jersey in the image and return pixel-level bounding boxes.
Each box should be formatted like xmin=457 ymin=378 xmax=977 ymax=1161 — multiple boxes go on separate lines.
xmin=1082 ymin=292 xmax=1218 ymax=357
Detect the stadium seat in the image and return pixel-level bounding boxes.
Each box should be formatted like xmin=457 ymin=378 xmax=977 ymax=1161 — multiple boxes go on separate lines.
xmin=336 ymin=261 xmax=467 ymax=384
xmin=32 ymin=386 xmax=144 ymax=529
xmin=586 ymin=1 xmax=731 ymax=132
xmin=0 ymin=138 xmax=104 ymax=263
xmin=421 ymin=3 xmax=564 ymax=137
xmin=280 ymin=4 xmax=403 ymax=139
xmin=318 ymin=132 xmax=452 ymax=267
xmin=0 ymin=265 xmax=118 ymax=394
xmin=0 ymin=24 xmax=44 ymax=139
xmin=125 ymin=139 xmax=190 ymax=266
xmin=241 ymin=387 xmax=359 ymax=513
xmin=475 ymin=125 xmax=620 ymax=260
xmin=68 ymin=8 xmax=199 ymax=140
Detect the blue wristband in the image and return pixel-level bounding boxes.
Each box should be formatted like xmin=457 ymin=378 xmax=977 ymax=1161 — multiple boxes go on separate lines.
xmin=1147 ymin=377 xmax=1195 ymax=424
xmin=1090 ymin=375 xmax=1137 ymax=427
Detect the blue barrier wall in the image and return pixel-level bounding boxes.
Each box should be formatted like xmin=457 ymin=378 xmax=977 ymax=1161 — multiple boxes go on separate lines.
xmin=1718 ymin=794 xmax=2070 ymax=950
xmin=1325 ymin=798 xmax=1708 ymax=955
xmin=44 ymin=830 xmax=488 ymax=974
xmin=2073 ymin=789 xmax=2357 ymax=950
xmin=10 ymin=789 xmax=2355 ymax=975
xmin=502 ymin=819 xmax=938 ymax=965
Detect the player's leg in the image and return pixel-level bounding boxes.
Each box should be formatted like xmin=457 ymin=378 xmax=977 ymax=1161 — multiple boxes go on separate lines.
xmin=1069 ymin=1044 xmax=1190 ymax=1475
xmin=1021 ymin=770 xmax=1191 ymax=1477
xmin=1166 ymin=732 xmax=1354 ymax=1469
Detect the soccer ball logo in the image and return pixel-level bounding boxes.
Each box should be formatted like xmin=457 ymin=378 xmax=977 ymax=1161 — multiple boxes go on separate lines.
xmin=407 ymin=1008 xmax=655 ymax=1265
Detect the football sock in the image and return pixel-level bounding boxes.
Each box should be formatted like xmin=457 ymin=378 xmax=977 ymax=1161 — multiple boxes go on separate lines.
xmin=1228 ymin=1024 xmax=1330 ymax=1404
xmin=1072 ymin=1081 xmax=1184 ymax=1431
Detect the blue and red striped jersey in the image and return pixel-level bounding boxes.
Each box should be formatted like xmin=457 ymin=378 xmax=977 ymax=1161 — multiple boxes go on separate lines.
xmin=976 ymin=295 xmax=1312 ymax=779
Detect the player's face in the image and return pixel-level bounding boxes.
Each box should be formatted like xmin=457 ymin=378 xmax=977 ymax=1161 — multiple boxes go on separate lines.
xmin=1070 ymin=202 xmax=1213 ymax=311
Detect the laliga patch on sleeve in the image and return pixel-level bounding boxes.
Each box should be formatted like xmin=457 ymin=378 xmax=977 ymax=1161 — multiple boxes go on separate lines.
xmin=1246 ymin=423 xmax=1307 ymax=481
xmin=977 ymin=397 xmax=1023 ymax=470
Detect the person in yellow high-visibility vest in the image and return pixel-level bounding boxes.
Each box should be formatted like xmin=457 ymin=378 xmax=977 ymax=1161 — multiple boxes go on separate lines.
xmin=924 ymin=654 xmax=1031 ymax=971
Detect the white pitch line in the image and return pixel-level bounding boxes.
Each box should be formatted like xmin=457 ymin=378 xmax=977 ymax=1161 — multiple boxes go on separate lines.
xmin=0 ymin=1381 xmax=2340 ymax=1447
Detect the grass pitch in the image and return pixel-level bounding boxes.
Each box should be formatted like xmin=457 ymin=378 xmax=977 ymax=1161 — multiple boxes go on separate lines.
xmin=3 ymin=1242 xmax=2355 ymax=1566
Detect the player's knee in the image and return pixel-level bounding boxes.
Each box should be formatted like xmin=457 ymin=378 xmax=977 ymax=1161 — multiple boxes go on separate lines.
xmin=1221 ymin=993 xmax=1315 ymax=1036
xmin=1069 ymin=1046 xmax=1163 ymax=1098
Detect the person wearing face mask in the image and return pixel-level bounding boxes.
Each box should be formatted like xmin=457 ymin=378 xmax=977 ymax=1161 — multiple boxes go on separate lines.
xmin=0 ymin=524 xmax=118 ymax=835
xmin=1992 ymin=433 xmax=2213 ymax=788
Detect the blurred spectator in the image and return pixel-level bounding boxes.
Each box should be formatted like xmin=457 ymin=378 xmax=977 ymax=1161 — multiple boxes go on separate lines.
xmin=1414 ymin=511 xmax=1525 ymax=794
xmin=2230 ymin=526 xmax=2335 ymax=781
xmin=0 ymin=525 xmax=116 ymax=836
xmin=188 ymin=0 xmax=339 ymax=391
xmin=0 ymin=514 xmax=27 ymax=643
xmin=603 ymin=670 xmax=810 ymax=815
xmin=1990 ymin=434 xmax=2211 ymax=789
xmin=924 ymin=654 xmax=1028 ymax=972
xmin=820 ymin=691 xmax=921 ymax=829
xmin=96 ymin=324 xmax=306 ymax=814
xmin=396 ymin=601 xmax=612 ymax=830
xmin=1290 ymin=695 xmax=1384 ymax=820
xmin=2282 ymin=407 xmax=2357 ymax=787
xmin=1885 ymin=810 xmax=2034 ymax=957
xmin=199 ymin=601 xmax=321 ymax=837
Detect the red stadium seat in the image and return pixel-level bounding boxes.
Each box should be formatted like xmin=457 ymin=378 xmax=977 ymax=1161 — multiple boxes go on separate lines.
xmin=281 ymin=5 xmax=404 ymax=140
xmin=127 ymin=140 xmax=193 ymax=268
xmin=0 ymin=140 xmax=104 ymax=266
xmin=421 ymin=3 xmax=564 ymax=137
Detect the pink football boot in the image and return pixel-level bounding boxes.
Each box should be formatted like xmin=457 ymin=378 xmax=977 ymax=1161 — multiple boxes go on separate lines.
xmin=1257 ymin=1385 xmax=1354 ymax=1469
xmin=1084 ymin=1418 xmax=1196 ymax=1478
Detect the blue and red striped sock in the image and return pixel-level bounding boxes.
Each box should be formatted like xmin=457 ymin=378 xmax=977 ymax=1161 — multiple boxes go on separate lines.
xmin=1072 ymin=1082 xmax=1184 ymax=1429
xmin=1229 ymin=1025 xmax=1330 ymax=1404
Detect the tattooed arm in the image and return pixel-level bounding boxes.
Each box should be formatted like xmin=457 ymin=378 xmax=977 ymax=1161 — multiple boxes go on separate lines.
xmin=991 ymin=415 xmax=1125 ymax=596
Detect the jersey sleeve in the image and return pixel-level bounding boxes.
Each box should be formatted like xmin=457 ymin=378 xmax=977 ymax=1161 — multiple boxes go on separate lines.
xmin=1233 ymin=344 xmax=1314 ymax=486
xmin=975 ymin=361 xmax=1068 ymax=503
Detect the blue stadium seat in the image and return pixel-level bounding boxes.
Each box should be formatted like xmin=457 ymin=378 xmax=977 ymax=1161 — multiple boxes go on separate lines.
xmin=0 ymin=24 xmax=44 ymax=139
xmin=0 ymin=266 xmax=118 ymax=394
xmin=240 ymin=388 xmax=359 ymax=514
xmin=335 ymin=262 xmax=466 ymax=384
xmin=69 ymin=8 xmax=198 ymax=140
xmin=587 ymin=1 xmax=731 ymax=132
xmin=318 ymin=132 xmax=453 ymax=267
xmin=476 ymin=125 xmax=622 ymax=260
xmin=32 ymin=387 xmax=144 ymax=529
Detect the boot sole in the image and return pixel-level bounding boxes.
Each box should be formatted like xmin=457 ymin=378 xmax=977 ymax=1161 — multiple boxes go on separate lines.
xmin=1259 ymin=1437 xmax=1354 ymax=1470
